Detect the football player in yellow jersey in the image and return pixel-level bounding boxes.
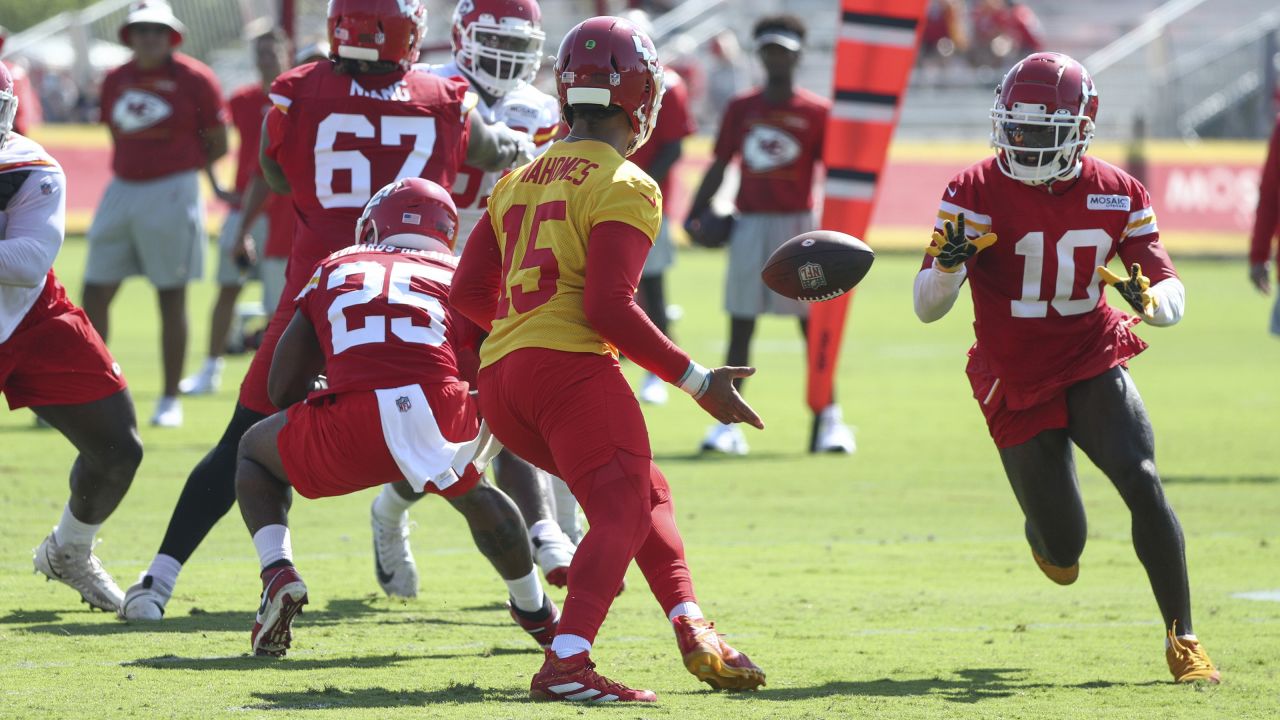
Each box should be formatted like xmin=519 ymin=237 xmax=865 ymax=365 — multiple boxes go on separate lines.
xmin=452 ymin=17 xmax=767 ymax=703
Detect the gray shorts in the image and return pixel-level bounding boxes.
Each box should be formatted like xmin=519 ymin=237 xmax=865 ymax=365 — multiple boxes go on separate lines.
xmin=215 ymin=208 xmax=270 ymax=287
xmin=259 ymin=257 xmax=288 ymax=317
xmin=85 ymin=171 xmax=205 ymax=289
xmin=642 ymin=216 xmax=676 ymax=278
xmin=724 ymin=211 xmax=815 ymax=318
xmin=1271 ymin=293 xmax=1280 ymax=336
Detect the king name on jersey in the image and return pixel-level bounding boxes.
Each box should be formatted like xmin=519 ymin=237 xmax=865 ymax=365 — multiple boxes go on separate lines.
xmin=349 ymin=78 xmax=413 ymax=102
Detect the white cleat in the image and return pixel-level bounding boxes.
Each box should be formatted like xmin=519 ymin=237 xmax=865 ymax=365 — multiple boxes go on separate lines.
xmin=700 ymin=423 xmax=749 ymax=456
xmin=371 ymin=509 xmax=419 ymax=599
xmin=120 ymin=575 xmax=171 ymax=620
xmin=638 ymin=373 xmax=668 ymax=405
xmin=178 ymin=358 xmax=224 ymax=395
xmin=33 ymin=532 xmax=124 ymax=613
xmin=532 ymin=529 xmax=577 ymax=588
xmin=814 ymin=404 xmax=856 ymax=454
xmin=150 ymin=396 xmax=183 ymax=428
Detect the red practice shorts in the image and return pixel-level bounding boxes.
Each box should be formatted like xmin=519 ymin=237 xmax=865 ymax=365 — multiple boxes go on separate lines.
xmin=478 ymin=348 xmax=652 ymax=485
xmin=277 ymin=382 xmax=481 ymax=500
xmin=0 ymin=274 xmax=127 ymax=410
xmin=967 ymin=349 xmax=1137 ymax=450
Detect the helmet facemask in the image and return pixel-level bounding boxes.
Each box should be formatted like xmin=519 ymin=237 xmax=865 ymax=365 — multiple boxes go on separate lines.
xmin=0 ymin=84 xmax=17 ymax=147
xmin=991 ymin=102 xmax=1094 ymax=185
xmin=459 ymin=19 xmax=544 ymax=96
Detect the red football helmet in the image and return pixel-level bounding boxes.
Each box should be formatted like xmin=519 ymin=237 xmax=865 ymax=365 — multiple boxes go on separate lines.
xmin=990 ymin=52 xmax=1098 ymax=185
xmin=356 ymin=178 xmax=460 ymax=253
xmin=555 ymin=16 xmax=664 ymax=156
xmin=451 ymin=0 xmax=545 ymax=98
xmin=0 ymin=63 xmax=16 ymax=148
xmin=328 ymin=0 xmax=427 ymax=68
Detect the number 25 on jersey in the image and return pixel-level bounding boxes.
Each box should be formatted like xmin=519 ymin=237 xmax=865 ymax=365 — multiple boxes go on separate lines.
xmin=304 ymin=260 xmax=452 ymax=353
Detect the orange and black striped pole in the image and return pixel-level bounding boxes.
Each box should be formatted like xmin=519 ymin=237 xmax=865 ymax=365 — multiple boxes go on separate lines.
xmin=806 ymin=0 xmax=928 ymax=422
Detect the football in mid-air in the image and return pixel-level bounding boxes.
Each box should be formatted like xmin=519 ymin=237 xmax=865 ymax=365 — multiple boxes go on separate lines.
xmin=761 ymin=230 xmax=875 ymax=302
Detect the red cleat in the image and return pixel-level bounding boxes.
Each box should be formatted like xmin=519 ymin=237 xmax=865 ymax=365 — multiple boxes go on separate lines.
xmin=507 ymin=594 xmax=560 ymax=648
xmin=673 ymin=615 xmax=766 ymax=691
xmin=529 ymin=649 xmax=657 ymax=703
xmin=251 ymin=564 xmax=308 ymax=657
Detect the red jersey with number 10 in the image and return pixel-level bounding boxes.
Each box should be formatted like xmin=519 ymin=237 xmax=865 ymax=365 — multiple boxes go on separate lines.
xmin=926 ymin=155 xmax=1178 ymax=403
xmin=294 ymin=245 xmax=482 ymax=397
xmin=264 ymin=62 xmax=472 ymax=281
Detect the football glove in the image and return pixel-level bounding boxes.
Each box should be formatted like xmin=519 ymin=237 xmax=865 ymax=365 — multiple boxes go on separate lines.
xmin=1097 ymin=263 xmax=1158 ymax=317
xmin=926 ymin=213 xmax=997 ymax=272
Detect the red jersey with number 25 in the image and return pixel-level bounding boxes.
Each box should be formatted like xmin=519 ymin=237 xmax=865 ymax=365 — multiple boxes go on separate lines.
xmin=265 ymin=62 xmax=472 ymax=279
xmin=294 ymin=245 xmax=482 ymax=397
xmin=927 ymin=155 xmax=1178 ymax=405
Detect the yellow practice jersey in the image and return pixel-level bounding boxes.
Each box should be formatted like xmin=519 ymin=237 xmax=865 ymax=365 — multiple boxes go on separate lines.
xmin=479 ymin=138 xmax=663 ymax=368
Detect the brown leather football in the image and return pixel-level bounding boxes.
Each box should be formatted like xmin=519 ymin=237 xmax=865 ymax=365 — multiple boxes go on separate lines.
xmin=761 ymin=230 xmax=874 ymax=302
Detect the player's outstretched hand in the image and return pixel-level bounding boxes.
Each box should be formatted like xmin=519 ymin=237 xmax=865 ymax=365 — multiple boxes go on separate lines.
xmin=1098 ymin=262 xmax=1157 ymax=317
xmin=926 ymin=212 xmax=997 ymax=272
xmin=695 ymin=366 xmax=764 ymax=430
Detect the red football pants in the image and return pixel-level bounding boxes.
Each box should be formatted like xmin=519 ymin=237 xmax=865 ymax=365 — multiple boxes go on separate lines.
xmin=479 ymin=348 xmax=696 ymax=643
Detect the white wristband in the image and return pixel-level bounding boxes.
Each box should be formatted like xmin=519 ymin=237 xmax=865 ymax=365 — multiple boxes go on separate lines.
xmin=677 ymin=361 xmax=711 ymax=399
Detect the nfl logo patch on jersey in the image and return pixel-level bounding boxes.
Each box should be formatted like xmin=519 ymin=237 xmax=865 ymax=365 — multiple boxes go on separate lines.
xmin=798 ymin=262 xmax=827 ymax=291
xmin=396 ymin=395 xmax=412 ymax=413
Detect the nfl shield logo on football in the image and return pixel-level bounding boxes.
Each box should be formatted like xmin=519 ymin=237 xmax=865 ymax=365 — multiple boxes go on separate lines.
xmin=396 ymin=396 xmax=412 ymax=413
xmin=798 ymin=262 xmax=827 ymax=291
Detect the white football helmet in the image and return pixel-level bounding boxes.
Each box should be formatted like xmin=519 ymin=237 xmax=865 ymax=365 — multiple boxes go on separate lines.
xmin=451 ymin=0 xmax=545 ymax=98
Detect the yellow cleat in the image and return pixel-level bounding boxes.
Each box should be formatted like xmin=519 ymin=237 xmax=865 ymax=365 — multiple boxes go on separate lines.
xmin=1166 ymin=623 xmax=1221 ymax=684
xmin=672 ymin=616 xmax=766 ymax=691
xmin=1031 ymin=549 xmax=1079 ymax=585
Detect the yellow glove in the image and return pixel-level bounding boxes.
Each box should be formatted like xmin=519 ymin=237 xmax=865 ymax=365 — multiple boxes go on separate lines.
xmin=926 ymin=212 xmax=998 ymax=272
xmin=1097 ymin=262 xmax=1158 ymax=318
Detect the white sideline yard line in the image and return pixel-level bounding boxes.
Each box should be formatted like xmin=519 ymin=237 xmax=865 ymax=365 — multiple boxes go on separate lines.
xmin=1232 ymin=589 xmax=1280 ymax=602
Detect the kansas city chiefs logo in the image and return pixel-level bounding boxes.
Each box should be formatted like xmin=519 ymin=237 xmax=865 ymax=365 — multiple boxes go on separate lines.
xmin=112 ymin=89 xmax=172 ymax=133
xmin=742 ymin=124 xmax=801 ymax=173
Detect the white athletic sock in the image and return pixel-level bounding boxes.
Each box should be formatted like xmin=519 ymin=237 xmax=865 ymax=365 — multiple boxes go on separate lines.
xmin=145 ymin=553 xmax=182 ymax=593
xmin=372 ymin=484 xmax=414 ymax=526
xmin=504 ymin=569 xmax=546 ymax=613
xmin=528 ymin=519 xmax=560 ymax=542
xmin=667 ymin=601 xmax=704 ymax=622
xmin=204 ymin=357 xmax=225 ymax=372
xmin=1167 ymin=633 xmax=1199 ymax=647
xmin=551 ymin=633 xmax=591 ymax=659
xmin=252 ymin=524 xmax=293 ymax=569
xmin=53 ymin=504 xmax=100 ymax=547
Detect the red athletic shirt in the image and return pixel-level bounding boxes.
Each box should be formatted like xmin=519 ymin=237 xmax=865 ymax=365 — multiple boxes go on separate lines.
xmin=712 ymin=87 xmax=829 ymax=213
xmin=264 ymin=62 xmax=472 ymax=283
xmin=228 ymin=83 xmax=292 ymax=258
xmin=294 ymin=244 xmax=482 ymax=397
xmin=99 ymin=53 xmax=226 ymax=181
xmin=1250 ymin=114 xmax=1280 ymax=279
xmin=228 ymin=84 xmax=270 ymax=194
xmin=628 ymin=72 xmax=696 ymax=203
xmin=924 ymin=155 xmax=1177 ymax=400
xmin=452 ymin=216 xmax=690 ymax=384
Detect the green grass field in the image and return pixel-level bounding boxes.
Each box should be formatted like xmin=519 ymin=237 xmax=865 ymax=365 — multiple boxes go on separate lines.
xmin=1 ymin=239 xmax=1277 ymax=719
